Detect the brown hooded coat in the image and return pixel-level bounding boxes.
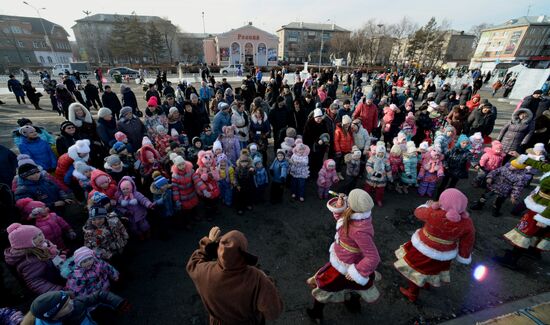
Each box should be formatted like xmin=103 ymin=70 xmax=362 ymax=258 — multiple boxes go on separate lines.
xmin=187 ymin=231 xmax=283 ymax=324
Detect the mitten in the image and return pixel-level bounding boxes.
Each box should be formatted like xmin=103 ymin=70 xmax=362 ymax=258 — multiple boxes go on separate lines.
xmin=203 ymin=190 xmax=212 ymax=198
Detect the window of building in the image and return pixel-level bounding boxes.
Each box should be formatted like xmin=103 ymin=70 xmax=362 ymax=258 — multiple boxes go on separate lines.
xmin=39 ymin=56 xmax=45 ymax=63
xmin=25 ymin=56 xmax=31 ymax=63
xmin=17 ymin=40 xmax=24 ymax=47
xmin=10 ymin=26 xmax=22 ymax=33
xmin=33 ymin=40 xmax=40 ymax=48
xmin=3 ymin=55 xmax=9 ymax=63
xmin=47 ymin=56 xmax=53 ymax=63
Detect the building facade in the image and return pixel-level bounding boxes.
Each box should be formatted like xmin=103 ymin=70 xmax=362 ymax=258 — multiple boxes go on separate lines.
xmin=276 ymin=22 xmax=351 ymax=64
xmin=0 ymin=15 xmax=72 ymax=72
xmin=470 ymin=16 xmax=550 ymax=72
xmin=203 ymin=23 xmax=278 ymax=67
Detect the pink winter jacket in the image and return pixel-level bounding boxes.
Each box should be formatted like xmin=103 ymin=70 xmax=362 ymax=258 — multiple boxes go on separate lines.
xmin=479 ymin=147 xmax=505 ymax=172
xmin=317 ymin=161 xmax=339 ymax=188
xmin=327 ymin=201 xmax=380 ymax=286
xmin=35 ymin=213 xmax=72 ymax=250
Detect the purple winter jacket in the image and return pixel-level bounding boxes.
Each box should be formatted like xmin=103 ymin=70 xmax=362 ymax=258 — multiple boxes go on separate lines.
xmin=3 ymin=248 xmax=64 ymax=295
xmin=487 ymin=163 xmax=532 ymax=200
xmin=115 ymin=176 xmax=153 ymax=222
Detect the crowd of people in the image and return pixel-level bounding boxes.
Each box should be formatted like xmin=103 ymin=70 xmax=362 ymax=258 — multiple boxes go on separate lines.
xmin=0 ymin=66 xmax=549 ymax=324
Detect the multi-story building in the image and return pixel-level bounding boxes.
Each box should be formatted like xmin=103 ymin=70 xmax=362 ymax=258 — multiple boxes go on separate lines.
xmin=72 ymin=13 xmax=180 ymax=64
xmin=470 ymin=15 xmax=550 ymax=72
xmin=0 ymin=15 xmax=72 ymax=72
xmin=276 ymin=22 xmax=351 ymax=64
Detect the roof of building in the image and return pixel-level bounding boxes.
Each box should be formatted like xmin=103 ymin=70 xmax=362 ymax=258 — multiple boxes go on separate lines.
xmin=0 ymin=15 xmax=69 ymax=37
xmin=216 ymin=23 xmax=278 ymax=39
xmin=277 ymin=22 xmax=350 ymax=32
xmin=74 ymin=13 xmax=170 ymax=24
xmin=483 ymin=15 xmax=550 ymax=31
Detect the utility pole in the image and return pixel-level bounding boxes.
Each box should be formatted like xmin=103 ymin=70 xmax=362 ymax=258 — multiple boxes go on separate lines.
xmin=318 ymin=19 xmax=330 ymax=74
xmin=202 ymin=12 xmax=206 ymax=35
xmin=23 ymin=1 xmax=58 ymax=64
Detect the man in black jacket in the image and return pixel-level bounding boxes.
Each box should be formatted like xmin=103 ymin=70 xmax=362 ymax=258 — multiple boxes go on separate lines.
xmin=101 ymin=85 xmax=122 ymax=119
xmin=520 ymin=89 xmax=543 ymax=117
xmin=84 ymin=80 xmax=102 ymax=109
xmin=268 ymin=96 xmax=289 ymax=153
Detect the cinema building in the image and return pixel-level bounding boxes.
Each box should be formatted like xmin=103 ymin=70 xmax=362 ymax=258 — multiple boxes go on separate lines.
xmin=203 ymin=22 xmax=279 ymax=67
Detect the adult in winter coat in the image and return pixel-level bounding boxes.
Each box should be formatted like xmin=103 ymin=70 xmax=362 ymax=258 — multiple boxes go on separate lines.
xmin=352 ymin=97 xmax=378 ymax=133
xmin=446 ymin=105 xmax=469 ymax=135
xmin=96 ymin=107 xmax=117 ymax=148
xmin=306 ymin=190 xmax=381 ymax=320
xmin=144 ymin=97 xmax=169 ymax=139
xmin=55 ymin=121 xmax=82 ymax=156
xmin=249 ymin=107 xmax=271 ymax=163
xmin=334 ymin=116 xmax=354 ymax=173
xmin=68 ymin=103 xmax=97 ymax=141
xmin=187 ymin=227 xmax=283 ymax=324
xmin=22 ymin=80 xmax=42 ymax=110
xmin=526 ymin=109 xmax=550 ymax=152
xmin=83 ymin=80 xmax=102 ymax=109
xmin=413 ymin=104 xmax=434 ymax=146
xmin=17 ymin=126 xmax=57 ymax=172
xmin=287 ymin=99 xmax=307 ymax=136
xmin=212 ymin=102 xmax=232 ymax=138
xmin=120 ymin=84 xmax=139 ymax=115
xmin=303 ymin=109 xmax=332 ymax=176
xmin=4 ymin=223 xmax=65 ymax=295
xmin=231 ymin=103 xmax=249 ymax=148
xmin=117 ymin=107 xmax=146 ymax=153
xmin=497 ymin=108 xmax=535 ymax=156
xmin=268 ymin=97 xmax=290 ymax=147
xmin=467 ymin=103 xmax=497 ymax=137
xmin=8 ymin=75 xmax=26 ymax=104
xmin=520 ymin=90 xmax=543 ymax=117
xmin=0 ymin=144 xmax=17 ymax=186
xmin=101 ymin=85 xmax=122 ymax=119
xmin=394 ymin=189 xmax=475 ymax=302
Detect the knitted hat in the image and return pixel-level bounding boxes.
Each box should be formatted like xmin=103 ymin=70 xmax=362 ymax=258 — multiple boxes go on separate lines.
xmin=218 ymin=102 xmax=229 ymax=111
xmin=319 ymin=133 xmax=330 ymax=144
xmin=455 ymin=134 xmax=471 ymax=149
xmin=16 ymin=198 xmax=46 ymax=218
xmin=17 ymin=154 xmax=36 ymax=167
xmin=534 ymin=143 xmax=546 ymax=152
xmin=276 ymin=149 xmax=285 ymax=157
xmin=439 ymin=188 xmax=469 ymax=222
xmin=253 ymin=156 xmax=263 ymax=166
xmin=74 ymin=139 xmax=91 ymax=154
xmin=97 ymin=107 xmax=112 ymax=119
xmin=342 ymin=115 xmax=352 ymax=125
xmin=470 ymin=132 xmax=482 ymax=141
xmin=142 ymin=136 xmax=153 ymax=147
xmin=18 ymin=163 xmax=40 ymax=178
xmin=7 ymin=223 xmax=42 ymax=249
xmin=30 ymin=291 xmax=70 ymax=321
xmin=114 ymin=131 xmax=127 ymax=142
xmin=95 ymin=175 xmax=110 ymax=186
xmin=74 ymin=161 xmax=93 ymax=174
xmin=91 ymin=192 xmax=110 ymax=207
xmin=168 ymin=107 xmax=179 ymax=115
xmin=119 ymin=106 xmax=133 ymax=117
xmin=153 ymin=173 xmax=169 ymax=188
xmin=147 ymin=97 xmax=158 ymax=106
xmin=375 ymin=142 xmax=386 ymax=154
xmin=60 ymin=120 xmax=76 ymax=132
xmin=17 ymin=118 xmax=32 ymax=127
xmin=105 ymin=155 xmax=122 ymax=167
xmin=286 ymin=127 xmax=297 ymax=138
xmin=112 ymin=141 xmax=127 ymax=154
xmin=73 ymin=246 xmax=95 ymax=266
xmin=170 ymin=152 xmax=185 ymax=166
xmin=352 ymin=150 xmax=362 ymax=159
xmin=347 ymin=189 xmax=374 ymax=213
xmin=249 ymin=143 xmax=258 ymax=151
xmin=491 ymin=140 xmax=503 ymax=152
xmin=213 ymin=140 xmax=222 ymax=152
xmin=313 ymin=108 xmax=323 ymax=118
xmin=19 ymin=125 xmax=36 ymax=137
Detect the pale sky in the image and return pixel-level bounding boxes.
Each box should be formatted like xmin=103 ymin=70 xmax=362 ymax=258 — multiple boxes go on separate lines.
xmin=2 ymin=0 xmax=549 ymax=40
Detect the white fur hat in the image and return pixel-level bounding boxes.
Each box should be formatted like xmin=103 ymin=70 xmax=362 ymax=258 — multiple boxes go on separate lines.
xmin=74 ymin=139 xmax=91 ymax=154
xmin=470 ymin=132 xmax=482 ymax=141
xmin=342 ymin=115 xmax=352 ymax=125
xmin=534 ymin=143 xmax=545 ymax=152
xmin=213 ymin=140 xmax=222 ymax=152
xmin=169 ymin=153 xmax=185 ymax=165
xmin=313 ymin=108 xmax=323 ymax=118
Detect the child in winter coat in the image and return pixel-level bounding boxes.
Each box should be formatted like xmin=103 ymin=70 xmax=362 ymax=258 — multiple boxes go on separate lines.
xmin=138 ymin=142 xmax=165 ymax=188
xmin=317 ymin=159 xmax=339 ymax=199
xmin=110 ymin=141 xmax=136 ymax=170
xmin=200 ymin=125 xmax=217 ymax=149
xmin=290 ymin=139 xmax=310 ymax=202
xmin=216 ymin=154 xmax=236 ymax=207
xmin=342 ymin=148 xmax=362 ymax=193
xmin=365 ymin=142 xmax=392 ymax=206
xmin=104 ymin=154 xmax=130 ymax=183
xmin=114 ymin=131 xmax=134 ymax=153
xmin=438 ymin=134 xmax=473 ymax=195
xmin=150 ymin=171 xmax=174 ymax=219
xmin=65 ymin=246 xmax=119 ymax=297
xmin=212 ymin=140 xmax=223 ymax=160
xmin=170 ymin=153 xmax=199 ymax=223
xmin=154 ymin=125 xmax=172 ymax=156
xmin=474 ymin=140 xmax=506 ymax=187
xmin=383 ymin=104 xmax=396 ymax=134
xmin=16 ymin=198 xmax=76 ymax=251
xmin=280 ymin=137 xmax=296 ymax=161
xmin=471 ymin=160 xmax=532 ymax=217
xmin=73 ymin=161 xmax=94 ymax=198
xmin=270 ymin=149 xmax=289 ymax=204
xmin=193 ymin=150 xmax=221 ymax=218
xmin=83 ymin=204 xmax=128 ymax=260
xmin=220 ymin=125 xmax=241 ymax=165
xmin=389 ymin=144 xmax=405 ymax=193
xmin=434 ymin=125 xmax=456 ymax=155
xmin=187 ymin=137 xmax=203 ymax=168
xmin=248 ymin=143 xmax=263 ymax=163
xmin=235 ymin=153 xmax=255 ymax=215
xmin=526 ymin=143 xmax=547 ymax=162
xmin=400 ymin=141 xmax=418 ymax=193
xmin=17 ymin=125 xmax=57 ymax=172
xmin=253 ymin=156 xmax=269 ymax=201
xmin=88 ymin=169 xmax=118 ymax=203
xmin=401 ymin=112 xmax=417 ymax=141
xmin=469 ymin=132 xmax=484 ymax=166
xmin=115 ymin=176 xmax=154 ymax=239
xmin=393 ymin=131 xmax=408 ymax=153
xmin=418 ymin=146 xmax=445 ymax=197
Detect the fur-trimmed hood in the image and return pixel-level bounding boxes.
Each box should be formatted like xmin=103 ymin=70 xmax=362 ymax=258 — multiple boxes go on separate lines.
xmin=68 ymin=103 xmax=93 ymax=127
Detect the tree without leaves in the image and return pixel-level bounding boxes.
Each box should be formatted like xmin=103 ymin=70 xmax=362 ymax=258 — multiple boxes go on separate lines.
xmin=147 ymin=22 xmax=165 ymax=64
xmin=469 ymin=23 xmax=494 ymax=49
xmin=157 ymin=19 xmax=179 ymax=64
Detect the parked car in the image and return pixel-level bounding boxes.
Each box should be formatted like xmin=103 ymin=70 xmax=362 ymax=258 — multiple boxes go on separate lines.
xmin=53 ymin=62 xmax=92 ymax=76
xmin=108 ymin=67 xmax=139 ymax=78
xmin=220 ymin=64 xmax=242 ymax=76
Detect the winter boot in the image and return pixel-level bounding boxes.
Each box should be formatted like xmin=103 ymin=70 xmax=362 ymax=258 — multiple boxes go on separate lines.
xmin=306 ymin=300 xmax=325 ymax=321
xmin=344 ymin=293 xmax=361 ymax=313
xmin=492 ymin=248 xmax=522 ymax=270
xmin=399 ymin=280 xmax=419 ymax=302
xmin=470 ymin=200 xmax=485 ymax=210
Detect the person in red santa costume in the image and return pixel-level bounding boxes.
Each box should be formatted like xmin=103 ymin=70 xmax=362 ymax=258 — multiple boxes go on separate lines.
xmin=394 ymin=188 xmax=475 ymax=302
xmin=306 ymin=189 xmax=381 ymax=321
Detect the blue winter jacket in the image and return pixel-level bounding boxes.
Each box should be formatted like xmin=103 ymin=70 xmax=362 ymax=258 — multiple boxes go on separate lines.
xmin=212 ymin=111 xmax=232 ymax=138
xmin=253 ymin=167 xmax=269 ymax=187
xmin=269 ymin=159 xmax=288 ymax=183
xmin=15 ymin=174 xmax=67 ymax=207
xmin=18 ymin=137 xmax=57 ymax=171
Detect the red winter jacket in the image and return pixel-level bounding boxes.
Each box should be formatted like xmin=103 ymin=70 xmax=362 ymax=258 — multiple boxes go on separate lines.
xmin=88 ymin=169 xmax=117 ymax=201
xmin=55 ymin=153 xmax=74 ymax=183
xmin=352 ymin=102 xmax=378 ymax=133
xmin=333 ymin=126 xmax=354 ymax=154
xmin=171 ymin=162 xmax=199 ymax=210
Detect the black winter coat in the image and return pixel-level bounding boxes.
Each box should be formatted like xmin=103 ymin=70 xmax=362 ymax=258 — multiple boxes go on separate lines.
xmin=102 ymin=92 xmax=122 ymax=114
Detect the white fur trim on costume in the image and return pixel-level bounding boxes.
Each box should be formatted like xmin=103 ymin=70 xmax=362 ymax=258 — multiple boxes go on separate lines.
xmin=347 ymin=263 xmax=370 ymax=286
xmin=411 ymin=229 xmax=458 ymax=261
xmin=351 ymin=211 xmax=371 ymax=220
xmin=534 ymin=214 xmax=550 ymax=227
xmin=517 ymin=154 xmax=528 ymax=164
xmin=524 ymin=191 xmax=546 ymax=214
xmin=329 ymin=243 xmax=350 ymax=275
xmin=455 ymin=254 xmax=472 ymax=265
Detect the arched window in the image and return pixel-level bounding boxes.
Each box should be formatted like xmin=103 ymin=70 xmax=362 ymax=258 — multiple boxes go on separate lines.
xmin=39 ymin=56 xmax=45 ymax=63
xmin=47 ymin=56 xmax=53 ymax=63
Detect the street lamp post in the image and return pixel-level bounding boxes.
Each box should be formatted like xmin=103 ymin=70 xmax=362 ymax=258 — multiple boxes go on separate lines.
xmin=318 ymin=19 xmax=330 ymax=74
xmin=23 ymin=1 xmax=58 ymax=64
